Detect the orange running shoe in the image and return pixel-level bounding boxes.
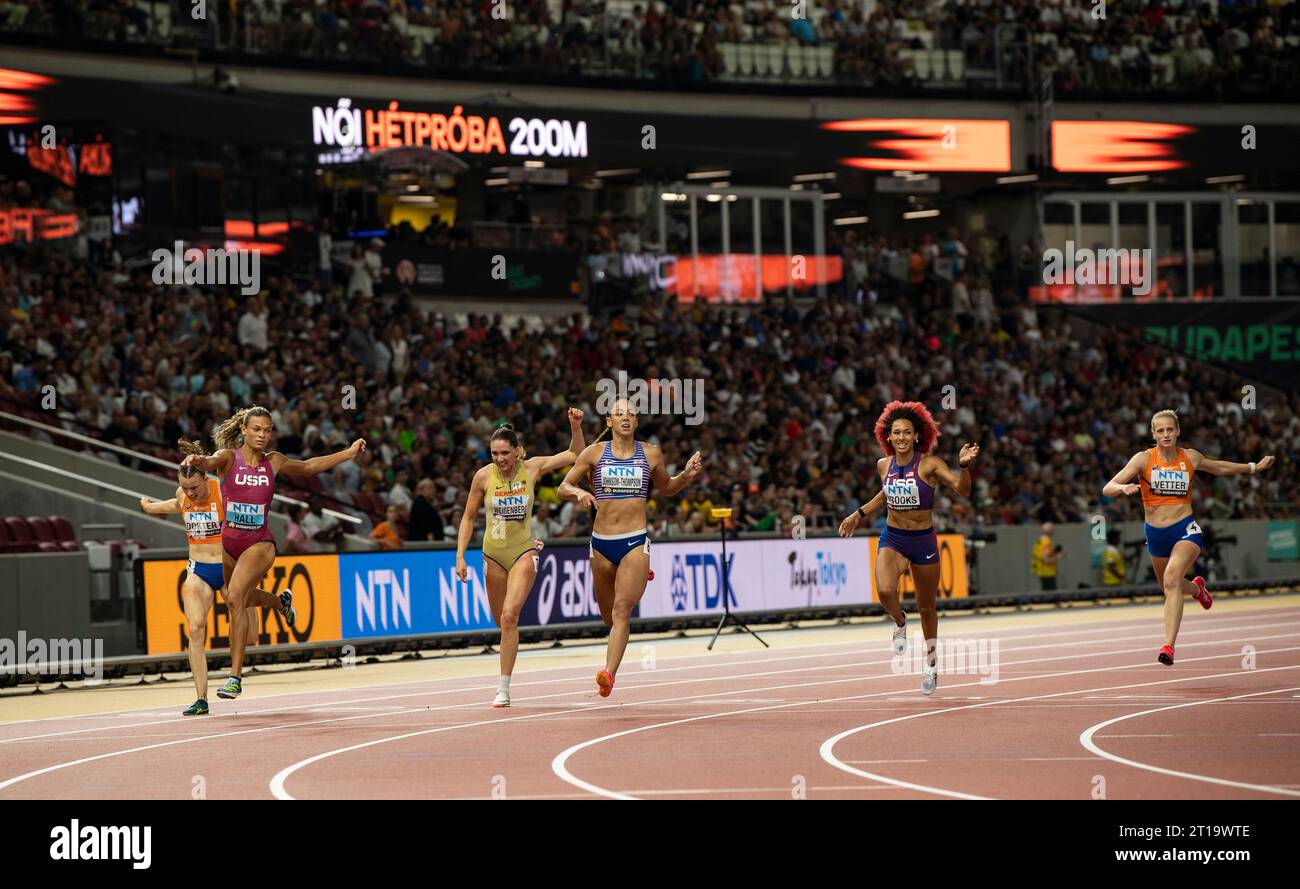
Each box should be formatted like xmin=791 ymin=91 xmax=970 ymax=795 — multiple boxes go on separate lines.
xmin=1157 ymin=645 xmax=1175 ymax=666
xmin=596 ymin=669 xmax=615 ymax=697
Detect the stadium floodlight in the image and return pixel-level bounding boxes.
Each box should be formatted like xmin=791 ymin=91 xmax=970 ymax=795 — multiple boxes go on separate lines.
xmin=485 ymin=178 xmax=509 ymax=186
xmin=996 ymin=174 xmax=1039 ymax=184
xmin=524 ymin=160 xmax=545 ymax=169
xmin=1106 ymin=175 xmax=1149 ymax=185
xmin=833 ymin=215 xmax=869 ymax=225
xmin=1206 ymin=174 xmax=1245 ymax=185
xmin=687 ymin=169 xmax=731 ymax=180
xmin=822 ymin=192 xmax=842 ymax=200
xmin=902 ymin=208 xmax=941 ymax=219
xmin=792 ymin=172 xmax=836 ymax=182
xmin=660 ymin=192 xmax=688 ymax=202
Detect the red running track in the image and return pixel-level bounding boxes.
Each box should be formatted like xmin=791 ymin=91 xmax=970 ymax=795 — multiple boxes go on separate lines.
xmin=2 ymin=605 xmax=1298 ymax=799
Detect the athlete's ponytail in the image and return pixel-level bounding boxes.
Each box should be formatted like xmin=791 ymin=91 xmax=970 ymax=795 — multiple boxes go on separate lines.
xmin=177 ymin=438 xmax=206 ymax=478
xmin=213 ymin=406 xmax=272 ymax=451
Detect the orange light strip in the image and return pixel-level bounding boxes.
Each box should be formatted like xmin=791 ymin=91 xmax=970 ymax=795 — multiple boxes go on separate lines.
xmin=822 ymin=118 xmax=1011 ymax=172
xmin=0 ymin=69 xmax=54 ymax=125
xmin=1051 ymin=121 xmax=1194 ymax=173
xmin=0 ymin=69 xmax=54 ymax=90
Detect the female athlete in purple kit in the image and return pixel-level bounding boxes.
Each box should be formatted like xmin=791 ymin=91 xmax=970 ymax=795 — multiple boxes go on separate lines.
xmin=839 ymin=401 xmax=979 ymax=695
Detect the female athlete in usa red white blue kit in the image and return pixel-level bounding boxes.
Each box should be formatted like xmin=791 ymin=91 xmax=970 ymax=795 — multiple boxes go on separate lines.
xmin=839 ymin=401 xmax=979 ymax=695
xmin=181 ymin=405 xmax=365 ymax=699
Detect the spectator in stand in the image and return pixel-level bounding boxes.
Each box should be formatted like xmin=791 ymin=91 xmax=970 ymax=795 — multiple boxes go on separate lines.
xmin=370 ymin=504 xmax=405 ymax=550
xmin=407 ymin=477 xmax=446 ymax=542
xmin=285 ymin=503 xmax=312 ymax=554
xmin=301 ymin=498 xmax=346 ymax=552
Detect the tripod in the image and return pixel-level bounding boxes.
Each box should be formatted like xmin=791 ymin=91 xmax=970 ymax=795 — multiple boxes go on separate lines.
xmin=707 ymin=508 xmax=768 ymax=650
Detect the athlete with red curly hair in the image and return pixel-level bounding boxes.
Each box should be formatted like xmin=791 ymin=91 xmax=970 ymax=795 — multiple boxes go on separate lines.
xmin=839 ymin=401 xmax=979 ymax=695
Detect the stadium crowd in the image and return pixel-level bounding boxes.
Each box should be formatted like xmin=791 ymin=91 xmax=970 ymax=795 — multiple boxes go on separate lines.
xmin=2 ymin=224 xmax=1296 ymax=547
xmin=2 ymin=0 xmax=1296 ymax=94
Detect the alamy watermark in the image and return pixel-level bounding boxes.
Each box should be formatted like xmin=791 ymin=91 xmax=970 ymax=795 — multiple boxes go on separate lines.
xmin=1042 ymin=240 xmax=1152 ymax=297
xmin=1 ymin=632 xmax=104 ymax=682
xmin=152 ymin=241 xmax=261 ymax=295
xmin=891 ymin=635 xmax=1000 ymax=684
xmin=50 ymin=821 xmax=151 ymax=869
xmin=595 ymin=370 xmax=706 ymax=426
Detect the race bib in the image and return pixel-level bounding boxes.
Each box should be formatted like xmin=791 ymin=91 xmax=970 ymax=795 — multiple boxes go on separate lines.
xmin=492 ymin=493 xmax=528 ymax=521
xmin=601 ymin=464 xmax=644 ymax=496
xmin=1150 ymin=469 xmax=1190 ymax=498
xmin=1183 ymin=520 xmax=1203 ymax=537
xmin=226 ymin=501 xmax=266 ymax=531
xmin=184 ymin=509 xmax=221 ymax=539
xmin=884 ymin=479 xmax=921 ymax=510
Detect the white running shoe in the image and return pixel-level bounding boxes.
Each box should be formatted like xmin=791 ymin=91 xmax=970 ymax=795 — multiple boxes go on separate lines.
xmin=492 ymin=689 xmax=510 ymax=708
xmin=891 ymin=617 xmax=908 ymax=657
xmin=921 ymin=665 xmax=938 ymax=696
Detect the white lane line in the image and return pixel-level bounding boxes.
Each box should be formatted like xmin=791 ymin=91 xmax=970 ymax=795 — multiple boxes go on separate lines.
xmin=11 ymin=613 xmax=1291 ymax=746
xmin=17 ymin=637 xmax=1150 ymax=796
xmin=1078 ymin=686 xmax=1300 ymax=798
xmin=281 ymin=636 xmax=1300 ymax=802
xmin=7 ymin=627 xmax=1298 ymax=799
xmin=551 ymin=648 xmax=1300 ymax=801
xmin=818 ymin=666 xmax=1300 ymax=801
xmin=3 ymin=605 xmax=1286 ymax=727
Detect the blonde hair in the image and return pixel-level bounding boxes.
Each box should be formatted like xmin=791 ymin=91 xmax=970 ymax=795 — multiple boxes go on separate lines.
xmin=177 ymin=438 xmax=206 ymax=478
xmin=1150 ymin=409 xmax=1180 ymax=432
xmin=213 ymin=406 xmax=273 ymax=451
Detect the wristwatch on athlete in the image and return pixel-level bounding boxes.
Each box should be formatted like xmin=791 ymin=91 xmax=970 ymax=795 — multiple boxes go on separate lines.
xmin=856 ymin=506 xmax=867 ymax=520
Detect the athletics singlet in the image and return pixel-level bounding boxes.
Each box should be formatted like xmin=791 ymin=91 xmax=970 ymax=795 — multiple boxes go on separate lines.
xmin=221 ymin=448 xmax=277 ymax=559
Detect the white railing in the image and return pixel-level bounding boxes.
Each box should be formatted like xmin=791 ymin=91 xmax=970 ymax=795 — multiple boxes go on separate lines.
xmin=0 ymin=411 xmax=361 ymax=524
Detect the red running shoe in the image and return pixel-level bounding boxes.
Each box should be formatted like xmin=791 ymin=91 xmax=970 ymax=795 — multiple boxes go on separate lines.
xmin=596 ymin=669 xmax=615 ymax=697
xmin=1158 ymin=645 xmax=1175 ymax=666
xmin=1191 ymin=576 xmax=1212 ymax=610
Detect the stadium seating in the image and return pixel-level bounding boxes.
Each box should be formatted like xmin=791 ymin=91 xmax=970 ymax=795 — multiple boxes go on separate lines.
xmin=2 ymin=0 xmax=1294 ymax=96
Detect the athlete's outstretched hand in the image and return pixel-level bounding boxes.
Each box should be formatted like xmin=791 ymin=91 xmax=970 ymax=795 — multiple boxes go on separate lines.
xmin=567 ymin=407 xmax=584 ymax=426
xmin=838 ymin=512 xmax=861 ymax=537
xmin=348 ymin=439 xmax=367 ymax=461
xmin=682 ymin=451 xmax=704 ymax=481
xmin=958 ymin=442 xmax=980 ymax=467
xmin=180 ymin=453 xmax=203 ymax=470
xmin=575 ymin=489 xmax=598 ymax=510
xmin=1254 ymin=455 xmax=1275 ymax=473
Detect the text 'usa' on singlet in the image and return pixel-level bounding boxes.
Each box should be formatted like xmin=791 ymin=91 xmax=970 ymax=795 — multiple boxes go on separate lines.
xmin=882 ymin=454 xmax=935 ymax=511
